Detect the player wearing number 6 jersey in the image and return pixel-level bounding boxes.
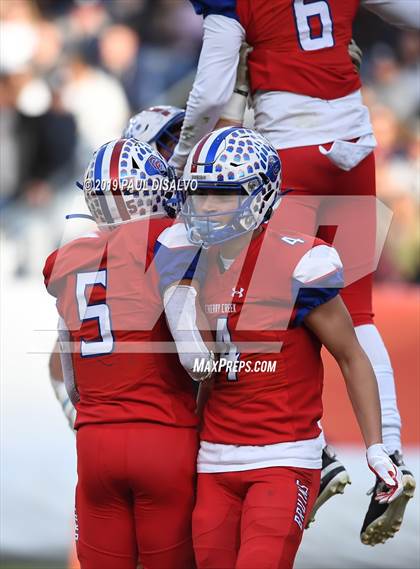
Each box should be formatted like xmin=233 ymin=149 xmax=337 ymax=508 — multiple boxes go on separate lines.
xmin=169 ymin=0 xmax=418 ymax=545
xmin=158 ymin=127 xmax=404 ymax=569
xmin=43 ymin=139 xmax=199 ymax=569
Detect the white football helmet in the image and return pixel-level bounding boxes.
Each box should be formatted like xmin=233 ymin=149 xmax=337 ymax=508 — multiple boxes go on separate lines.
xmin=83 ymin=138 xmax=176 ymax=228
xmin=181 ymin=127 xmax=282 ymax=247
xmin=123 ymin=105 xmax=185 ymax=160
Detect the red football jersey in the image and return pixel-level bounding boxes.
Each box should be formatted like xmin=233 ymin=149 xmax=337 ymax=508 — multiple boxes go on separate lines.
xmin=43 ymin=218 xmax=197 ymax=430
xmin=192 ymin=0 xmax=361 ymax=100
xmin=199 ymin=225 xmax=343 ymax=445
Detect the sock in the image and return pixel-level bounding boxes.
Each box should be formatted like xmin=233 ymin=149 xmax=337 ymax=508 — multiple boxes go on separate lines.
xmin=317 ymin=422 xmax=327 ymax=449
xmin=355 ymin=324 xmax=402 ymax=455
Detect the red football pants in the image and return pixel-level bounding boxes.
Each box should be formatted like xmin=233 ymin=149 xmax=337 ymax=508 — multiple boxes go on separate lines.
xmin=193 ymin=466 xmax=320 ymax=569
xmin=75 ymin=423 xmax=198 ymax=569
xmin=276 ymin=146 xmax=376 ymax=326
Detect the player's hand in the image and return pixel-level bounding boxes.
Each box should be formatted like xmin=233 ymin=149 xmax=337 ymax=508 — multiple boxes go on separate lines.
xmin=348 ymin=38 xmax=363 ymax=72
xmin=188 ymin=351 xmax=216 ymax=383
xmin=366 ymin=444 xmax=404 ymax=503
xmin=51 ymin=377 xmax=76 ymax=432
xmin=65 ymin=405 xmax=77 ymax=431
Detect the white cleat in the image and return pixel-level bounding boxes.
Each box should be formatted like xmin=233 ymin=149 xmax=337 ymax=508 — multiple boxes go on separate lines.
xmin=306 ymin=445 xmax=351 ymax=528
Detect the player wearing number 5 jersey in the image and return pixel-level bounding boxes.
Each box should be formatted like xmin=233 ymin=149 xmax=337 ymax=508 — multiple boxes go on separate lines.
xmin=169 ymin=0 xmax=418 ymax=545
xmin=43 ymin=139 xmax=199 ymax=569
xmin=159 ymin=127 xmax=404 ymax=569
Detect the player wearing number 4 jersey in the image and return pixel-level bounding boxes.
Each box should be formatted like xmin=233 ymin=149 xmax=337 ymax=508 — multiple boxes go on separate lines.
xmin=159 ymin=127 xmax=405 ymax=569
xmin=43 ymin=139 xmax=198 ymax=569
xmin=170 ymin=0 xmax=418 ymax=545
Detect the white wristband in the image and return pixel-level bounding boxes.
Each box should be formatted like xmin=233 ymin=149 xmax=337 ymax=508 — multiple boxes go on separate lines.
xmin=220 ymin=91 xmax=248 ymax=123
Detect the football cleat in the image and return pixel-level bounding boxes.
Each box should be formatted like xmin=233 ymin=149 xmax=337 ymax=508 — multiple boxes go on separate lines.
xmin=361 ymin=451 xmax=416 ymax=545
xmin=306 ymin=445 xmax=351 ymax=528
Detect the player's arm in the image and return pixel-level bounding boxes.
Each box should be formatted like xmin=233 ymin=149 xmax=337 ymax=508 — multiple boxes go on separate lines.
xmin=305 ymin=296 xmax=381 ymax=448
xmin=163 ymin=278 xmax=216 ymax=382
xmin=361 ymin=0 xmax=420 ymax=30
xmin=304 ymin=296 xmax=403 ymax=503
xmin=163 ymin=278 xmax=216 ymax=419
xmin=348 ymin=39 xmax=363 ymax=72
xmin=155 ymin=225 xmax=215 ymax=382
xmin=170 ymin=8 xmax=245 ymax=174
xmin=49 ymin=338 xmax=76 ymax=431
xmin=215 ymin=41 xmax=251 ymax=129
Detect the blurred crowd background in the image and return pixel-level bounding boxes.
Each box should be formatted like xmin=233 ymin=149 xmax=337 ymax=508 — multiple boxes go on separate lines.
xmin=0 ymin=0 xmax=419 ymax=281
xmin=0 ymin=3 xmax=419 ymax=568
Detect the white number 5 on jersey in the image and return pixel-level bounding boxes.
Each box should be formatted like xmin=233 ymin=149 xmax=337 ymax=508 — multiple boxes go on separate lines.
xmin=76 ymin=270 xmax=114 ymax=357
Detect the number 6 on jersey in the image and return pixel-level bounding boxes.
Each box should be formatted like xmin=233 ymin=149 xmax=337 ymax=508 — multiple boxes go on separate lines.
xmin=293 ymin=0 xmax=334 ymax=51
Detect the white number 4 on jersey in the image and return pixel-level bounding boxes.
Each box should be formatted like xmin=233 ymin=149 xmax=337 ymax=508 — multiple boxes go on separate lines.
xmin=281 ymin=236 xmax=305 ymax=246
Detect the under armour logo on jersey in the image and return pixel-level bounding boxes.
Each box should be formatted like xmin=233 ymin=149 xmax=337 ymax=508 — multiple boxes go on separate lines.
xmin=232 ymin=288 xmax=245 ymax=298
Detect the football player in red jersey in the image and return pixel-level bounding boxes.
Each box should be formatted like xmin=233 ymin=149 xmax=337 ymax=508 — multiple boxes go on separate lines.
xmin=159 ymin=126 xmax=405 ymax=569
xmin=43 ymin=138 xmax=203 ymax=569
xmin=168 ymin=0 xmax=418 ymax=544
xmin=48 ymin=105 xmax=187 ymax=431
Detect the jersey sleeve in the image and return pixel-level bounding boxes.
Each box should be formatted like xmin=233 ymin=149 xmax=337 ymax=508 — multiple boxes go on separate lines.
xmin=190 ymin=0 xmax=238 ymax=19
xmin=361 ymin=0 xmax=420 ymax=30
xmin=154 ymin=223 xmax=208 ymax=294
xmin=292 ymin=244 xmax=344 ymax=326
xmin=169 ymin=13 xmax=245 ymax=174
xmin=43 ymin=249 xmax=60 ymax=298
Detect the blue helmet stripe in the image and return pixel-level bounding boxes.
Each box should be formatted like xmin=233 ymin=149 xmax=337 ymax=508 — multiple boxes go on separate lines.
xmin=93 ymin=143 xmax=114 ymax=224
xmin=94 ymin=144 xmax=107 ymax=193
xmin=204 ymin=127 xmax=239 ymax=173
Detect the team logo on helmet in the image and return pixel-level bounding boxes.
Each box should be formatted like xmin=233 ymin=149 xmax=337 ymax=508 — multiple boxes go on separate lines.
xmin=266 ymin=154 xmax=281 ymax=182
xmin=145 ymin=155 xmax=167 ymax=176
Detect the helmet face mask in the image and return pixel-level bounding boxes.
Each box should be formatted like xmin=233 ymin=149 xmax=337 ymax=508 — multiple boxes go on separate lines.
xmin=83 ymin=138 xmax=177 ymax=229
xmin=181 ymin=128 xmax=282 ymax=248
xmin=155 ymin=121 xmax=183 ymax=160
xmin=182 ymin=177 xmax=266 ymax=247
